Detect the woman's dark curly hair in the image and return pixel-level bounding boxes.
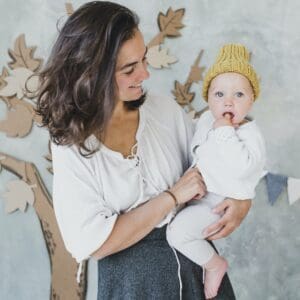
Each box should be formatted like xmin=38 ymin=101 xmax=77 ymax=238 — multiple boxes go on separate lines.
xmin=36 ymin=1 xmax=145 ymax=156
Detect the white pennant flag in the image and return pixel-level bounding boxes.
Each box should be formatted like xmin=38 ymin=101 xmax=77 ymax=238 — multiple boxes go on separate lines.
xmin=287 ymin=177 xmax=300 ymax=205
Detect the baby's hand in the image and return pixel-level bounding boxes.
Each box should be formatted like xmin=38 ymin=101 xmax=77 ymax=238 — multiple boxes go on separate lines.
xmin=213 ymin=113 xmax=233 ymax=129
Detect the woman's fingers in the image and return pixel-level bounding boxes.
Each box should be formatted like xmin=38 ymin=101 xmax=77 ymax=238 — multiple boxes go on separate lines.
xmin=211 ymin=199 xmax=229 ymax=214
xmin=206 ymin=223 xmax=235 ymax=240
xmin=202 ymin=219 xmax=224 ymax=238
xmin=170 ymin=168 xmax=207 ymax=204
xmin=203 ymin=198 xmax=252 ymax=240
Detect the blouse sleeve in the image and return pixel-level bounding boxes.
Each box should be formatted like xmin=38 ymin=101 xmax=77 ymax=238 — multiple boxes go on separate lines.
xmin=51 ymin=143 xmax=118 ymax=263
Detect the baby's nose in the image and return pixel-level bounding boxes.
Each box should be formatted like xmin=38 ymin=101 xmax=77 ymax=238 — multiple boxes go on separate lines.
xmin=224 ymin=98 xmax=233 ymax=106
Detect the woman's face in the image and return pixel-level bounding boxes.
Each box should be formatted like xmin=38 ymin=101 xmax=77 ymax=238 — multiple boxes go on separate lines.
xmin=115 ymin=30 xmax=150 ymax=102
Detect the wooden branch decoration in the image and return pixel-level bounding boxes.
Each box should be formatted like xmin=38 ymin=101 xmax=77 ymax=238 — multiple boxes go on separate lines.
xmin=0 ymin=153 xmax=87 ymax=300
xmin=172 ymin=50 xmax=206 ymax=114
xmin=45 ymin=140 xmax=53 ymax=174
xmin=65 ymin=2 xmax=74 ymax=16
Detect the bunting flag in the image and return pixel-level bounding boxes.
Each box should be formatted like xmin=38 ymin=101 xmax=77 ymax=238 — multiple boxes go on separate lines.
xmin=265 ymin=172 xmax=288 ymax=205
xmin=287 ymin=177 xmax=300 ymax=205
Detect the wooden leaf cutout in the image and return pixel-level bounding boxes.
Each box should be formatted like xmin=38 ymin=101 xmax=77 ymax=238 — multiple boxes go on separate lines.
xmin=0 ymin=67 xmax=10 ymax=107
xmin=158 ymin=8 xmax=185 ymax=37
xmin=0 ymin=103 xmax=33 ymax=137
xmin=188 ymin=50 xmax=205 ymax=83
xmin=0 ymin=67 xmax=9 ymax=90
xmin=3 ymin=179 xmax=35 ymax=214
xmin=0 ymin=67 xmax=38 ymax=99
xmin=0 ymin=157 xmax=3 ymax=172
xmin=172 ymin=80 xmax=195 ymax=106
xmin=146 ymin=45 xmax=177 ymax=69
xmin=8 ymin=34 xmax=43 ymax=72
xmin=65 ymin=2 xmax=74 ymax=16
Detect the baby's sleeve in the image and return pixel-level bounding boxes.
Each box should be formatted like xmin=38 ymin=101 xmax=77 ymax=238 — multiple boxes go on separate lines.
xmin=51 ymin=143 xmax=118 ymax=263
xmin=212 ymin=123 xmax=266 ymax=179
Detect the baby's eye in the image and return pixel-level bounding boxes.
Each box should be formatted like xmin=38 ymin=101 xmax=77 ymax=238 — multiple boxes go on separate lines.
xmin=215 ymin=91 xmax=224 ymax=97
xmin=236 ymin=92 xmax=244 ymax=97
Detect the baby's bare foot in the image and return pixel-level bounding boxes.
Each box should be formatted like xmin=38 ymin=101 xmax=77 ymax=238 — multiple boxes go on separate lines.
xmin=204 ymin=255 xmax=228 ymax=299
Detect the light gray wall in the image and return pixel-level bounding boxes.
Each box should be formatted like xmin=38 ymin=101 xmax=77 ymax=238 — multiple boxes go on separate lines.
xmin=0 ymin=0 xmax=299 ymax=299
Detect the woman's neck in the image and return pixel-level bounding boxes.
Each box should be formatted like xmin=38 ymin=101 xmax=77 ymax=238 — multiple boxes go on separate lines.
xmin=111 ymin=100 xmax=134 ymax=120
xmin=101 ymin=101 xmax=140 ymax=157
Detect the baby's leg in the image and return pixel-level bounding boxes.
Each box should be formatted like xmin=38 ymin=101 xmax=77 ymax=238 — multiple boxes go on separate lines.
xmin=166 ymin=196 xmax=228 ymax=299
xmin=167 ymin=200 xmax=220 ymax=266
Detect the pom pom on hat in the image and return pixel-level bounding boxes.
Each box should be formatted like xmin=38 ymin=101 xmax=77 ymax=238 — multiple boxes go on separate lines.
xmin=202 ymin=44 xmax=260 ymax=101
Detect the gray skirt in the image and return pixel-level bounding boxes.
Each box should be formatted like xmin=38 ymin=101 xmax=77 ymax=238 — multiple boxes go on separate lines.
xmin=97 ymin=226 xmax=235 ymax=300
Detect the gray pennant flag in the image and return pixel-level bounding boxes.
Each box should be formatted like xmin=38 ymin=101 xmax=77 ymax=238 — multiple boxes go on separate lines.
xmin=265 ymin=172 xmax=288 ymax=205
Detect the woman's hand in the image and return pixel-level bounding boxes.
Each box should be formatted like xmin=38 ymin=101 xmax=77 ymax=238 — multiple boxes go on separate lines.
xmin=203 ymin=198 xmax=252 ymax=240
xmin=169 ymin=168 xmax=206 ymax=205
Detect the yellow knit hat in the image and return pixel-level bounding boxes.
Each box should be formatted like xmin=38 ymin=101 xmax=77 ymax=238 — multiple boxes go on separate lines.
xmin=202 ymin=44 xmax=260 ymax=101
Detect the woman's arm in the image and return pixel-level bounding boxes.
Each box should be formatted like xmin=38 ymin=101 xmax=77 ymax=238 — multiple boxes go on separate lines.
xmin=92 ymin=168 xmax=206 ymax=260
xmin=202 ymin=198 xmax=252 ymax=240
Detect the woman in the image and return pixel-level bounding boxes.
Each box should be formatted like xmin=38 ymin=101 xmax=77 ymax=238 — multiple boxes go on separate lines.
xmin=37 ymin=1 xmax=251 ymax=299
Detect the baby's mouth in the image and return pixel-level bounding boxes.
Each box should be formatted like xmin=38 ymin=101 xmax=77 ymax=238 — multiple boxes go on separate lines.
xmin=223 ymin=112 xmax=234 ymax=119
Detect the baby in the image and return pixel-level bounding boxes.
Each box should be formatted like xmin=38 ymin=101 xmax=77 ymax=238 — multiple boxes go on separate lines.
xmin=167 ymin=44 xmax=266 ymax=299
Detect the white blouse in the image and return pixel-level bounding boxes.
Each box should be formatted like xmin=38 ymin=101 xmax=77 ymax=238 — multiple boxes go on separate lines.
xmin=51 ymin=93 xmax=193 ymax=263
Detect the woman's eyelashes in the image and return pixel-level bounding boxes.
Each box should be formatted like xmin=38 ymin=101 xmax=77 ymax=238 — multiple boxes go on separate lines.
xmin=124 ymin=67 xmax=134 ymax=75
xmin=123 ymin=57 xmax=147 ymax=75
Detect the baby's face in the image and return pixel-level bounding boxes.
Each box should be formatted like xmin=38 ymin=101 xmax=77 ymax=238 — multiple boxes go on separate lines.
xmin=207 ymin=72 xmax=254 ymax=125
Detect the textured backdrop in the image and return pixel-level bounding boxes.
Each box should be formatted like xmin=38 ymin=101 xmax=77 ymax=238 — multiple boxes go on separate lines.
xmin=0 ymin=0 xmax=299 ymax=299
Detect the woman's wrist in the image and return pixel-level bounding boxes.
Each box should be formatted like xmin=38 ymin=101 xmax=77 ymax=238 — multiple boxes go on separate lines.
xmin=163 ymin=190 xmax=179 ymax=208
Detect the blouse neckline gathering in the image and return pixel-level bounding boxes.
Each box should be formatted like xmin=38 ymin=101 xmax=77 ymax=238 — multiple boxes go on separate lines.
xmin=91 ymin=105 xmax=146 ymax=161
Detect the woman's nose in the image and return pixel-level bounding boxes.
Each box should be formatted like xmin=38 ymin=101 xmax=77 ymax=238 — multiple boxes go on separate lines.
xmin=137 ymin=63 xmax=150 ymax=81
xmin=141 ymin=64 xmax=150 ymax=80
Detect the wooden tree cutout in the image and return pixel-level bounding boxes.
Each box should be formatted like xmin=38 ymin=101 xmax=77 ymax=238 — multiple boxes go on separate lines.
xmin=0 ymin=33 xmax=88 ymax=299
